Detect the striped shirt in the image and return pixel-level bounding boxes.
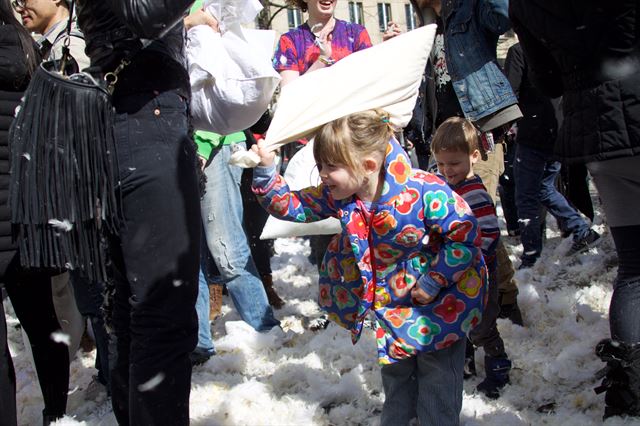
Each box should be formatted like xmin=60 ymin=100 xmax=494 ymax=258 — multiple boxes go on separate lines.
xmin=447 ymin=174 xmax=500 ymax=259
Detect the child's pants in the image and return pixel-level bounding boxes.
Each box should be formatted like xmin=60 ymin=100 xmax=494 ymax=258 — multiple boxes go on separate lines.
xmin=468 ymin=258 xmax=505 ymax=357
xmin=380 ymin=338 xmax=465 ymax=426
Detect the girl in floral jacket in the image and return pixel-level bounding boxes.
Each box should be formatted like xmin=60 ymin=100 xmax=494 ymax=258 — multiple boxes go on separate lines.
xmin=252 ymin=109 xmax=487 ymax=425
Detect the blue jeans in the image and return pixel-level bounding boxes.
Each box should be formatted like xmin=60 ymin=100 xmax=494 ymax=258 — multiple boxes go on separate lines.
xmin=380 ymin=338 xmax=465 ymax=426
xmin=514 ymin=144 xmax=590 ymax=264
xmin=201 ymin=143 xmax=279 ymax=332
xmin=195 ymin=267 xmax=215 ymax=354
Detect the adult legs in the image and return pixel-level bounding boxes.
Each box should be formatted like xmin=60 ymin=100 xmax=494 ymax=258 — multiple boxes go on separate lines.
xmin=201 ymin=143 xmax=279 ymax=332
xmin=588 ymin=156 xmax=640 ymax=418
xmin=109 ymin=91 xmax=200 ymax=425
xmin=538 ymin=160 xmax=590 ymax=241
xmin=0 ymin=289 xmax=17 ymax=426
xmin=4 ymin=255 xmax=69 ymax=422
xmin=514 ymin=144 xmax=548 ymax=265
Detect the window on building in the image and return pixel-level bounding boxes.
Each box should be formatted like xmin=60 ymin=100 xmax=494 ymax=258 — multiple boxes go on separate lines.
xmin=287 ymin=8 xmax=303 ymax=29
xmin=377 ymin=3 xmax=392 ymax=31
xmin=348 ymin=1 xmax=365 ymax=25
xmin=405 ymin=3 xmax=416 ymax=30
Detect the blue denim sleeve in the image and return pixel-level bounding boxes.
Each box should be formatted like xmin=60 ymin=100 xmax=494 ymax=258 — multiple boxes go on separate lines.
xmin=477 ymin=0 xmax=511 ymax=35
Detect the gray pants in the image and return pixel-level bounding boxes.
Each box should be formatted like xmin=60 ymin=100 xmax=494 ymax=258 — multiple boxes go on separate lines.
xmin=380 ymin=338 xmax=465 ymax=426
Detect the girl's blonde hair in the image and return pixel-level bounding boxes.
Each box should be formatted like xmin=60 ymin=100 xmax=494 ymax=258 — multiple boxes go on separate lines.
xmin=431 ymin=116 xmax=479 ymax=155
xmin=313 ymin=109 xmax=394 ymax=178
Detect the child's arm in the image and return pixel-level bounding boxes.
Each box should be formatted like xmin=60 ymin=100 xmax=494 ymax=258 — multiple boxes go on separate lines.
xmin=251 ymin=142 xmax=338 ymax=222
xmin=416 ymin=182 xmax=484 ymax=299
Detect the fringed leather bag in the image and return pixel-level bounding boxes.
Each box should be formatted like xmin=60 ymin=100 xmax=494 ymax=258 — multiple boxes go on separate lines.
xmin=8 ymin=4 xmax=122 ymax=282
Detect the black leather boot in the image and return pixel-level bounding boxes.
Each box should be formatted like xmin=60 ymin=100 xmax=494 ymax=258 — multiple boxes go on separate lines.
xmin=594 ymin=339 xmax=640 ymax=419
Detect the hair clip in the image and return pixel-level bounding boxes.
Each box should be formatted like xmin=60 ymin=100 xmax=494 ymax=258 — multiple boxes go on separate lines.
xmin=381 ymin=117 xmax=390 ymax=123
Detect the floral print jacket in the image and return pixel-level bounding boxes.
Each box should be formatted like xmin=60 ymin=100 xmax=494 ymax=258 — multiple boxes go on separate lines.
xmin=253 ymin=138 xmax=487 ymax=364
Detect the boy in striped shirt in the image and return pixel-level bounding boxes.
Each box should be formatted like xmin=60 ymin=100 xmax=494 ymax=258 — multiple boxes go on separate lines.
xmin=431 ymin=117 xmax=512 ymax=399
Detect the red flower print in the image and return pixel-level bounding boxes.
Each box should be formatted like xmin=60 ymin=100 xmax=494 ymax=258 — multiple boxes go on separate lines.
xmin=395 ymin=188 xmax=420 ymax=215
xmin=346 ymin=211 xmax=368 ymax=239
xmin=448 ymin=220 xmax=474 ymax=242
xmin=268 ymin=193 xmax=290 ymax=216
xmin=326 ymin=257 xmax=341 ymax=280
xmin=433 ymin=294 xmax=466 ymax=324
xmin=388 ymin=338 xmax=417 ymax=360
xmin=389 ymin=270 xmax=416 ymax=298
xmin=374 ymin=243 xmax=403 ymax=265
xmin=428 ymin=271 xmax=447 ymax=287
xmin=318 ymin=284 xmax=332 ymax=308
xmin=394 ymin=225 xmax=425 ymax=247
xmin=453 ymin=193 xmax=470 ymax=216
xmin=435 ymin=333 xmax=460 ymax=350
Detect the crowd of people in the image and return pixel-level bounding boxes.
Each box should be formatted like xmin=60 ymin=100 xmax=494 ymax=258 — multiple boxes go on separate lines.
xmin=0 ymin=0 xmax=638 ymax=425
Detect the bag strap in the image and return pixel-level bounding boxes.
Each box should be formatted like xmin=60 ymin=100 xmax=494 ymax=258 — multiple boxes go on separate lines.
xmin=57 ymin=0 xmax=77 ymax=74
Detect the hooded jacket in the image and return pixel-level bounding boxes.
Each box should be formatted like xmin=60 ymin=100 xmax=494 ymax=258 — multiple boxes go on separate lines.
xmin=253 ymin=137 xmax=487 ymax=364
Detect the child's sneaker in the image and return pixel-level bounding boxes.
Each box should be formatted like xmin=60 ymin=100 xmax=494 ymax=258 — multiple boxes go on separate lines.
xmin=477 ymin=354 xmax=511 ymax=399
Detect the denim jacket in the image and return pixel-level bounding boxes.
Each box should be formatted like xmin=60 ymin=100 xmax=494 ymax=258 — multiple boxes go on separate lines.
xmin=442 ymin=0 xmax=517 ymax=121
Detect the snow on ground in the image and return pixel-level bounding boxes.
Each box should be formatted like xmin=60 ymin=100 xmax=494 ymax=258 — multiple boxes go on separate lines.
xmin=5 ymin=202 xmax=640 ymax=426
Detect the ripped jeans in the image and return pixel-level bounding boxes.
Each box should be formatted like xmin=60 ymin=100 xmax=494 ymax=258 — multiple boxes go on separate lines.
xmin=201 ymin=142 xmax=279 ymax=331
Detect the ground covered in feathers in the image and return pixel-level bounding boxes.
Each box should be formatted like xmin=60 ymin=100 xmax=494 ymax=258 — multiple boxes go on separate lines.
xmin=5 ymin=196 xmax=640 ymax=425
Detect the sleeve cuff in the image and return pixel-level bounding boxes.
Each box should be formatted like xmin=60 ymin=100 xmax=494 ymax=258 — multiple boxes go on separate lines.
xmin=417 ymin=274 xmax=442 ymax=298
xmin=252 ymin=164 xmax=277 ymax=194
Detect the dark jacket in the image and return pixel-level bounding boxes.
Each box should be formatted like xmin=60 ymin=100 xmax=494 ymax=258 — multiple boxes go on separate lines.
xmin=0 ymin=25 xmax=34 ymax=276
xmin=76 ymin=0 xmax=193 ymax=104
xmin=503 ymin=42 xmax=558 ymax=154
xmin=510 ymin=0 xmax=640 ymax=164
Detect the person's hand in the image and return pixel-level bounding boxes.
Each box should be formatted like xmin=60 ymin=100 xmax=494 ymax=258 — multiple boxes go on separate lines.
xmin=411 ymin=285 xmax=436 ymax=305
xmin=311 ymin=19 xmax=335 ymax=58
xmin=382 ymin=21 xmax=402 ymax=41
xmin=251 ymin=139 xmax=276 ymax=167
xmin=198 ymin=155 xmax=207 ymax=171
xmin=184 ymin=9 xmax=219 ymax=32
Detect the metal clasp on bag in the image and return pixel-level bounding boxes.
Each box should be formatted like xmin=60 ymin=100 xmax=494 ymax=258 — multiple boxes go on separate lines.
xmin=104 ymin=58 xmax=130 ymax=94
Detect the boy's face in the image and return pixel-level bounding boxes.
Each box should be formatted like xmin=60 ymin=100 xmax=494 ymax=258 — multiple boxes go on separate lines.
xmin=433 ymin=149 xmax=480 ymax=186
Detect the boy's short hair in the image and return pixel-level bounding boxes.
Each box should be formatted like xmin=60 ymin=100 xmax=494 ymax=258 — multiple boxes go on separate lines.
xmin=431 ymin=116 xmax=479 ymax=155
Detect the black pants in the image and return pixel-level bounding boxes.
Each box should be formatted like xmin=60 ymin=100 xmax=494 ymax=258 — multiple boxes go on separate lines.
xmin=70 ymin=271 xmax=111 ymax=388
xmin=109 ymin=90 xmax=200 ymax=425
xmin=3 ymin=255 xmax=68 ymax=420
xmin=241 ymin=167 xmax=272 ymax=275
xmin=0 ymin=288 xmax=17 ymax=426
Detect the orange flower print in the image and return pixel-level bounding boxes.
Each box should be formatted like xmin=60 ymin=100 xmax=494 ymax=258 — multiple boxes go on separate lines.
xmin=388 ymin=337 xmax=417 ymax=360
xmin=389 ymin=270 xmax=416 ymax=298
xmin=388 ymin=155 xmax=412 ymax=185
xmin=372 ymin=211 xmax=397 ymax=236
xmin=455 ymin=267 xmax=483 ymax=298
xmin=374 ymin=286 xmax=391 ymax=309
xmin=395 ymin=188 xmax=420 ymax=215
xmin=384 ymin=307 xmax=413 ymax=328
xmin=327 ymin=234 xmax=340 ymax=253
xmin=341 ymin=257 xmax=360 ymax=282
xmin=433 ymin=294 xmax=466 ymax=324
xmin=394 ymin=225 xmax=425 ymax=247
xmin=435 ymin=333 xmax=460 ymax=350
xmin=318 ymin=283 xmax=332 ymax=308
xmin=427 ymin=271 xmax=447 ymax=287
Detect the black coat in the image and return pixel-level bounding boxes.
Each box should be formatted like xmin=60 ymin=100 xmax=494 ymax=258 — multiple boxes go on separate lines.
xmin=503 ymin=42 xmax=558 ymax=154
xmin=0 ymin=25 xmax=33 ymax=277
xmin=509 ymin=0 xmax=640 ymax=164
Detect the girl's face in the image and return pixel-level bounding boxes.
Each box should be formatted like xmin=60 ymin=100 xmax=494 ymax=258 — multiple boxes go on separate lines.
xmin=433 ymin=149 xmax=479 ymax=186
xmin=317 ymin=161 xmax=362 ymax=201
xmin=305 ymin=0 xmax=337 ymax=20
